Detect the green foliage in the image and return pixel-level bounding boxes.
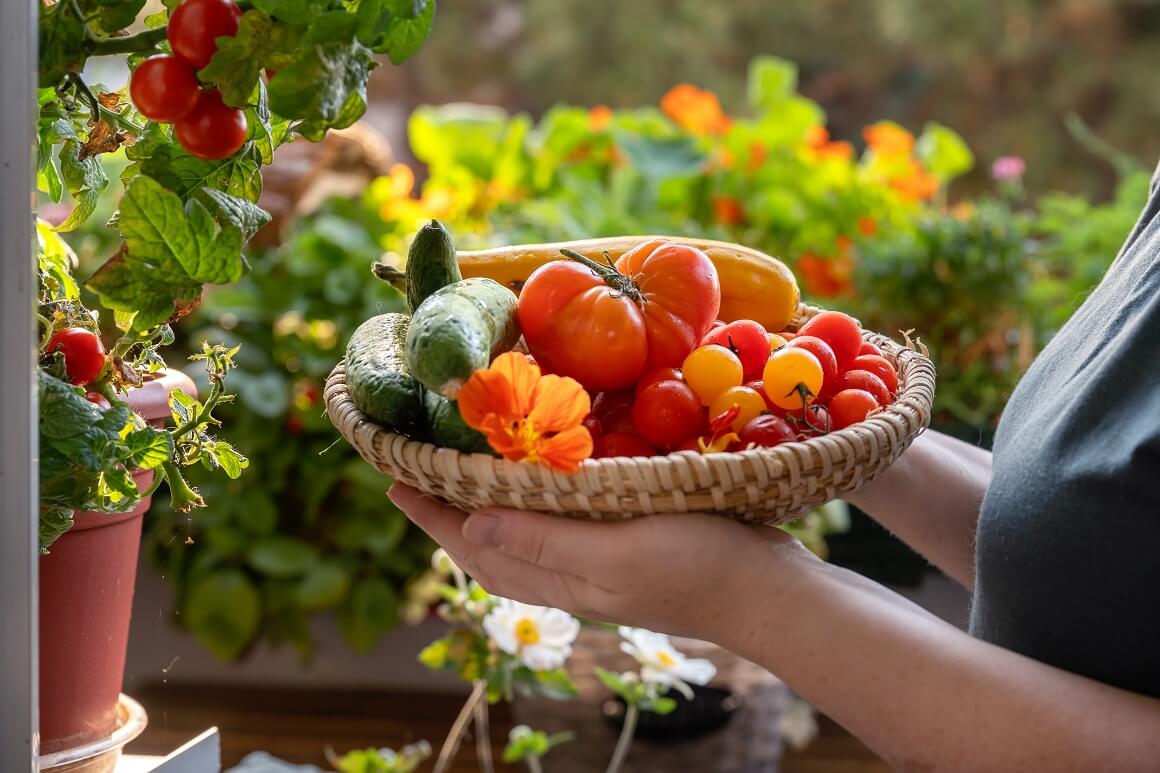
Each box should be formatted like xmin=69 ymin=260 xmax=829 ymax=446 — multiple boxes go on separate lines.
xmin=502 ymin=726 xmax=574 ymax=765
xmin=331 ymin=741 xmax=432 ymax=773
xmin=594 ymin=668 xmax=677 ymax=715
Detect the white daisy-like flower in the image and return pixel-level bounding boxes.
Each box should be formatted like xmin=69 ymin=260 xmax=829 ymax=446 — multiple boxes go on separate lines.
xmin=483 ymin=598 xmax=580 ymax=671
xmin=618 ymin=626 xmax=717 ymax=699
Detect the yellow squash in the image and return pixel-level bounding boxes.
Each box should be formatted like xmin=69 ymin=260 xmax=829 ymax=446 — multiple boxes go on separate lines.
xmin=457 ymin=235 xmax=800 ymax=333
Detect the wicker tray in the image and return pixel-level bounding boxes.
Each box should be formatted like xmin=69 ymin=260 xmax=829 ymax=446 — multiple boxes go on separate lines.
xmin=325 ymin=303 xmax=935 ymax=526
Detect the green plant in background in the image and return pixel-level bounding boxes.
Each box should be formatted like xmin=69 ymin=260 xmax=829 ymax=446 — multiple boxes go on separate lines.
xmin=145 ymin=204 xmax=437 ymax=660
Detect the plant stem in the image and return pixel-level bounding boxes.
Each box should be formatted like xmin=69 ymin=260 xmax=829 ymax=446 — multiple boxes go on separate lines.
xmin=65 ymin=72 xmax=145 ymax=135
xmin=84 ymin=26 xmax=168 ymax=56
xmin=605 ymin=703 xmax=639 ymax=773
xmin=474 ymin=688 xmax=495 ymax=773
xmin=161 ymin=461 xmax=204 ymax=511
xmin=527 ymin=757 xmax=545 ymax=773
xmin=434 ymin=681 xmax=485 ymax=773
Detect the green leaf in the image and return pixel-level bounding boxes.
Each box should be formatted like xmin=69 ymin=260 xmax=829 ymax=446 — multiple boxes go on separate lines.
xmin=338 ymin=576 xmax=398 ymax=652
xmin=141 ymin=143 xmax=263 ymax=202
xmin=614 ymin=133 xmax=706 ymax=181
xmin=268 ymin=33 xmax=375 ymax=131
xmin=527 ymin=667 xmax=578 ymax=700
xmin=123 ymin=427 xmax=174 ymax=471
xmin=204 ymin=440 xmax=248 ymax=479
xmin=252 ymin=0 xmax=328 ymax=26
xmin=54 ymin=140 xmax=110 ymax=232
xmin=39 ymin=506 xmax=75 ymax=555
xmin=196 ymin=187 xmax=272 ymax=239
xmin=144 ymin=9 xmax=168 ymax=28
xmin=418 ymin=636 xmax=452 ymax=670
xmin=169 ymin=387 xmax=197 ymax=426
xmin=594 ymin=667 xmax=625 ymax=694
xmin=186 ymin=569 xmax=261 ymax=661
xmin=916 ymin=122 xmax=974 ymax=181
xmin=235 ymin=371 xmax=289 ymax=417
xmin=77 ymin=0 xmax=148 ymax=36
xmin=37 ymin=221 xmax=80 ymax=300
xmin=374 ymin=0 xmax=435 ymax=63
xmin=747 ymin=55 xmax=798 ymax=112
xmin=650 ymin=696 xmax=678 ymax=715
xmin=118 ymin=175 xmax=246 ymax=284
xmin=39 ymin=3 xmax=87 ymax=88
xmin=295 ymin=561 xmax=350 ymax=610
xmin=247 ymin=535 xmax=320 ymax=578
xmin=199 ymin=11 xmax=300 ymax=108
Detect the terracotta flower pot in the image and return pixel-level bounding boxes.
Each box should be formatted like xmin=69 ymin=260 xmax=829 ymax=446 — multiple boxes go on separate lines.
xmin=38 ymin=369 xmax=196 ymax=754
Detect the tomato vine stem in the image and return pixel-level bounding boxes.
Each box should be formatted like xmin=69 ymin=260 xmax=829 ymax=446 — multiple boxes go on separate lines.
xmin=559 ymin=248 xmax=644 ymax=302
xmin=83 ymin=26 xmax=168 ymax=56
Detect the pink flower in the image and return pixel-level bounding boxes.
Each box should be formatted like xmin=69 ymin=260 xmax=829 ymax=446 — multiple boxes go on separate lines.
xmin=991 ymin=156 xmax=1026 ymax=182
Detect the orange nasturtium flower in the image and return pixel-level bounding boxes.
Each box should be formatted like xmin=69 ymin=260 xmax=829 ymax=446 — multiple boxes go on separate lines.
xmin=863 ymin=121 xmax=915 ymax=156
xmin=588 ymin=105 xmax=613 ymax=132
xmin=890 ymin=159 xmax=939 ymax=201
xmin=712 ymin=194 xmax=745 ymax=226
xmin=661 ymin=84 xmax=731 ymax=135
xmin=803 ymin=125 xmax=854 ymax=161
xmin=856 ymin=216 xmax=878 ymax=237
xmin=798 ymin=252 xmax=855 ymax=299
xmin=457 ymin=353 xmax=594 ymax=473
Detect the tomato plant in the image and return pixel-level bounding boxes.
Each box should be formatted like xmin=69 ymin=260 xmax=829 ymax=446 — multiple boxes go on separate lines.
xmin=738 ymin=415 xmax=796 ymax=447
xmin=829 ymin=389 xmax=879 ymax=429
xmin=632 ymin=380 xmax=704 ymax=448
xmin=762 ymin=348 xmax=823 ymax=410
xmin=129 ymin=56 xmax=201 ymax=123
xmin=175 ymin=89 xmax=248 ymax=160
xmin=835 ymin=369 xmax=892 ymax=406
xmin=850 ymin=354 xmax=899 ymax=396
xmin=682 ymin=344 xmax=743 ymax=405
xmin=701 ymin=319 xmax=769 ymax=380
xmin=798 ymin=311 xmax=863 ymax=369
xmin=517 ymin=241 xmax=720 ymax=390
xmin=168 ymin=0 xmax=242 ymax=69
xmin=45 ymin=327 xmax=106 ymax=386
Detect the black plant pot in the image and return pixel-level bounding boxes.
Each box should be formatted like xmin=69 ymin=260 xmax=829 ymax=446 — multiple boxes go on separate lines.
xmin=602 ymin=685 xmax=741 ymax=742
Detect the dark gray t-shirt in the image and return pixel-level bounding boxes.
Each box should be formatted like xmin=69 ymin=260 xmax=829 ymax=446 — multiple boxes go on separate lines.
xmin=971 ymin=160 xmax=1160 ymax=697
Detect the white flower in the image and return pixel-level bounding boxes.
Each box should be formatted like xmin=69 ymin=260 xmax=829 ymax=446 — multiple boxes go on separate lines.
xmin=618 ymin=627 xmax=717 ymax=699
xmin=431 ymin=548 xmax=456 ymax=575
xmin=483 ymin=598 xmax=580 ymax=671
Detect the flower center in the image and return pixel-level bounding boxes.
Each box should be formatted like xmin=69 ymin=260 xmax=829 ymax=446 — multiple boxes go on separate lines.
xmin=656 ymin=650 xmax=676 ymax=668
xmin=515 ymin=618 xmax=541 ymax=646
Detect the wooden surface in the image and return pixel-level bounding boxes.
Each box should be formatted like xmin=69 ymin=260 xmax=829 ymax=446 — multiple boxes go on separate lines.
xmin=127 ymin=684 xmax=888 ymax=772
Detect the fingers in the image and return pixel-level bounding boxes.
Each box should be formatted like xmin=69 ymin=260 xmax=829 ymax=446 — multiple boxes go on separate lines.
xmin=461 ymin=507 xmax=628 ymax=577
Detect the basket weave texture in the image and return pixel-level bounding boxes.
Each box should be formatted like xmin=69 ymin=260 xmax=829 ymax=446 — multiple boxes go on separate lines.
xmin=325 ymin=303 xmax=935 ymax=526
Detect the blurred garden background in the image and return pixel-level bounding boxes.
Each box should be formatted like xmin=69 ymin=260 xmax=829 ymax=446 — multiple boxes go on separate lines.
xmin=48 ymin=0 xmax=1160 ymax=767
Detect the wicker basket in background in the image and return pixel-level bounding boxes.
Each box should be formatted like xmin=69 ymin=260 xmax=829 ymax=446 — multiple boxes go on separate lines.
xmin=324 ymin=302 xmax=935 ymax=526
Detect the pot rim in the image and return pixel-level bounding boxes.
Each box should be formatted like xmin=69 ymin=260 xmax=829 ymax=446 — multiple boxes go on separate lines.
xmin=38 ymin=694 xmax=148 ymax=770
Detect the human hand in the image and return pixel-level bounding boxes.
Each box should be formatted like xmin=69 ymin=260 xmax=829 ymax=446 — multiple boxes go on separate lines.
xmin=389 ymin=483 xmax=814 ymax=641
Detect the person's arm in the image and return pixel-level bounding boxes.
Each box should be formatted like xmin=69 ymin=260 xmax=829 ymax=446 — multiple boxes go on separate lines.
xmin=391 ymin=485 xmax=1160 ymax=772
xmin=844 ymin=430 xmax=992 ymax=588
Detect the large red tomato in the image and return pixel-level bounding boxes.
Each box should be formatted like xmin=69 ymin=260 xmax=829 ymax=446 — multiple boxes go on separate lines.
xmin=517 ymin=240 xmax=720 ymax=391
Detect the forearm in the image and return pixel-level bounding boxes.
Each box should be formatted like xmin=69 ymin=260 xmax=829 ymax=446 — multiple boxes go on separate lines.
xmin=722 ymin=543 xmax=1160 ymax=772
xmin=844 ymin=430 xmax=991 ymax=588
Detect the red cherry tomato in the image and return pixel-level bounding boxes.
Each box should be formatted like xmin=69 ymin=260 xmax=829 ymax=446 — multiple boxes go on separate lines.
xmin=168 ymin=0 xmax=242 ymax=68
xmin=175 ymin=88 xmax=247 ymax=160
xmin=582 ymin=414 xmax=603 ymax=443
xmin=634 ymin=366 xmax=683 ymax=398
xmin=829 ymin=389 xmax=879 ymax=429
xmin=798 ymin=311 xmax=862 ymax=369
xmin=779 ymin=331 xmax=797 ymax=341
xmin=858 ymin=341 xmax=883 ymax=357
xmin=84 ymin=392 xmax=111 ymax=409
xmin=834 ymin=369 xmax=891 ymax=406
xmin=46 ymin=327 xmax=106 ymax=386
xmin=786 ymin=336 xmax=839 ymax=397
xmin=786 ymin=403 xmax=831 ymax=436
xmin=517 ymin=240 xmax=721 ymax=391
xmin=592 ymin=390 xmax=633 ymax=418
xmin=602 ymin=406 xmax=636 ymax=435
xmin=738 ymin=414 xmax=796 ymax=448
xmin=850 ymin=354 xmax=899 ymax=396
xmin=129 ymin=56 xmax=201 ymax=123
xmin=743 ymin=379 xmax=778 ymax=412
xmin=632 ymin=380 xmax=704 ymax=448
xmin=596 ymin=432 xmax=657 ymax=458
xmin=700 ymin=319 xmax=769 ymax=381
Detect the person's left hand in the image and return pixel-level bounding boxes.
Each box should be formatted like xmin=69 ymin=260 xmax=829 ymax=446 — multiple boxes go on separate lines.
xmin=389 ymin=482 xmax=812 ymax=641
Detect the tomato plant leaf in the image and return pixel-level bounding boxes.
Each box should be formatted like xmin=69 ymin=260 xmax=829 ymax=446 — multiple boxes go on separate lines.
xmin=140 ymin=143 xmax=264 ymax=202
xmin=268 ymin=33 xmax=375 ymax=130
xmin=338 ymin=576 xmax=398 ymax=652
xmin=38 ymin=3 xmax=87 ymax=88
xmin=251 ymin=0 xmax=329 ymax=26
xmin=123 ymin=426 xmax=174 ymax=471
xmin=374 ymin=0 xmax=435 ymax=63
xmin=186 ymin=569 xmax=261 ymax=661
xmin=196 ymin=187 xmax=272 ymax=239
xmin=203 ymin=439 xmax=249 ymax=479
xmin=77 ymin=0 xmax=149 ymax=36
xmin=199 ymin=11 xmax=301 ymax=109
xmin=55 ymin=140 xmax=110 ymax=233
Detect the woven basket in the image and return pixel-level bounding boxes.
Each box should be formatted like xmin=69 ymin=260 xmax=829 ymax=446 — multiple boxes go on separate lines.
xmin=325 ymin=303 xmax=935 ymax=526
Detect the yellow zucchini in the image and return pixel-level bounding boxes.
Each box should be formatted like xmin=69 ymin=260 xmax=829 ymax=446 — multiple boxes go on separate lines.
xmin=457 ymin=235 xmax=800 ymax=333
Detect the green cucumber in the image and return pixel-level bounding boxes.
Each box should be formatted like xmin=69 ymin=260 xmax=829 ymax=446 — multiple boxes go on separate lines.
xmin=345 ymin=313 xmax=425 ymax=437
xmin=406 ymin=277 xmax=520 ymax=399
xmin=405 ymin=219 xmax=461 ymax=313
xmin=424 ymin=390 xmax=494 ymax=454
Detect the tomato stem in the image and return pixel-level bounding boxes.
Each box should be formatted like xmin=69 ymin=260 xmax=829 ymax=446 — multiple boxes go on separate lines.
xmin=559 ymin=248 xmax=643 ymax=302
xmin=84 ymin=26 xmax=168 ymax=56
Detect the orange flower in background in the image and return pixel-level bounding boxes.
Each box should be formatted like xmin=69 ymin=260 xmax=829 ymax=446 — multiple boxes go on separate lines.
xmin=863 ymin=121 xmax=915 ymax=155
xmin=950 ymin=201 xmax=976 ymax=221
xmin=458 ymin=353 xmax=594 ymax=473
xmin=803 ymin=125 xmax=854 ymax=161
xmin=387 ymin=163 xmax=415 ymax=198
xmin=589 ymin=105 xmax=613 ymax=132
xmin=890 ymin=159 xmax=939 ymax=201
xmin=420 ymin=186 xmax=456 ymax=219
xmin=747 ymin=141 xmax=767 ymax=173
xmin=712 ymin=195 xmax=745 ymax=226
xmin=798 ymin=252 xmax=855 ymax=299
xmin=661 ymin=84 xmax=731 ymax=136
xmin=856 ymin=216 xmax=878 ymax=237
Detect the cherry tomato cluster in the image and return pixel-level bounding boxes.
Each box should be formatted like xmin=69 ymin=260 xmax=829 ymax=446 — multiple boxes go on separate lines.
xmin=582 ymin=311 xmax=901 ymax=458
xmin=129 ymin=0 xmax=247 ymax=160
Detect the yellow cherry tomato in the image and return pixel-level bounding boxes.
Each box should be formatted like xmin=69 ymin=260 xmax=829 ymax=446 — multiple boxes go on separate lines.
xmin=767 ymin=333 xmax=788 ymax=352
xmin=682 ymin=344 xmax=744 ymax=405
xmin=763 ymin=348 xmax=823 ymax=410
xmin=709 ymin=386 xmax=767 ymax=432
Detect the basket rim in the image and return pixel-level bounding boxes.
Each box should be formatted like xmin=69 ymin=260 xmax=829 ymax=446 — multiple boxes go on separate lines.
xmin=325 ymin=304 xmax=936 ymax=488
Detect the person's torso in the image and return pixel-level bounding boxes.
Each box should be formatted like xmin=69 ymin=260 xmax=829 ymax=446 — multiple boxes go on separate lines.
xmin=971 ymin=161 xmax=1160 ymax=697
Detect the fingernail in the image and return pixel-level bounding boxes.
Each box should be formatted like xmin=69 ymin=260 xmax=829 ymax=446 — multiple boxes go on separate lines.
xmin=462 ymin=513 xmax=501 ymax=547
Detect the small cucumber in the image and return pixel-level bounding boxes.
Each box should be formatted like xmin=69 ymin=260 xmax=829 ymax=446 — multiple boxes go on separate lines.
xmin=424 ymin=390 xmax=494 ymax=454
xmin=345 ymin=313 xmax=425 ymax=437
xmin=405 ymin=219 xmax=462 ymax=313
xmin=406 ymin=277 xmax=520 ymax=399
